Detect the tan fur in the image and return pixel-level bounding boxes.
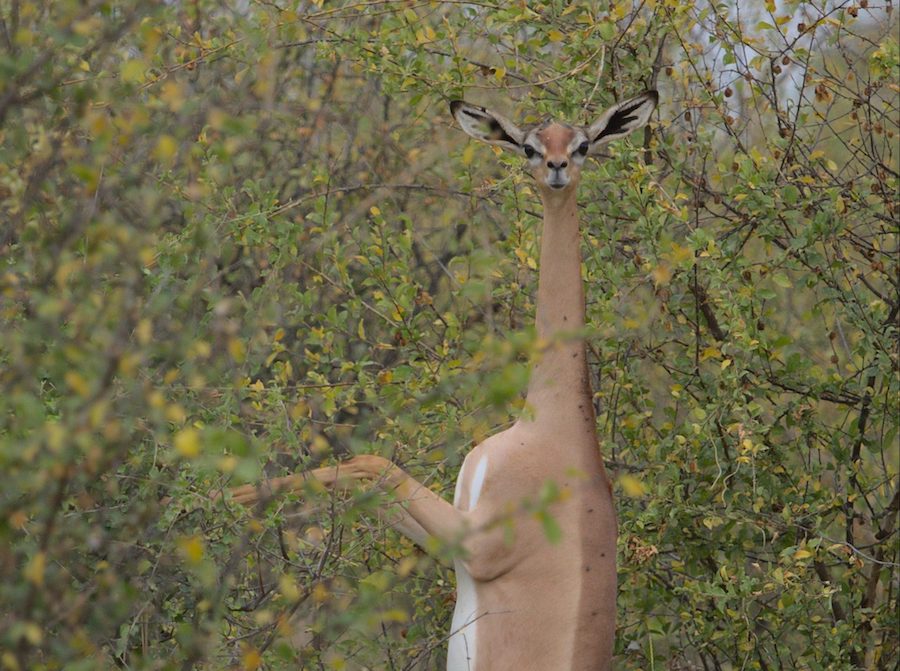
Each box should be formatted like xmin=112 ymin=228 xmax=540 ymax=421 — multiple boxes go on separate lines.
xmin=531 ymin=124 xmax=580 ymax=185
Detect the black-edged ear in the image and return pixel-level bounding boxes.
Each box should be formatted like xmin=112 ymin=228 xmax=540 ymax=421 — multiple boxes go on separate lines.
xmin=586 ymin=90 xmax=658 ymax=153
xmin=450 ymin=100 xmax=525 ymax=153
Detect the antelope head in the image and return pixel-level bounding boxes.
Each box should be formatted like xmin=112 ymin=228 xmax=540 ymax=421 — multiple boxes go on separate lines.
xmin=450 ymin=91 xmax=658 ymax=195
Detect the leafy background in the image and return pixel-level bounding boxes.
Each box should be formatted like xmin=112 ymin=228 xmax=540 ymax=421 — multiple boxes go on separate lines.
xmin=1 ymin=0 xmax=897 ymax=669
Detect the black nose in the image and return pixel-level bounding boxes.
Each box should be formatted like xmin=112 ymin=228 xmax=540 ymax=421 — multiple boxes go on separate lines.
xmin=547 ymin=160 xmax=568 ymax=170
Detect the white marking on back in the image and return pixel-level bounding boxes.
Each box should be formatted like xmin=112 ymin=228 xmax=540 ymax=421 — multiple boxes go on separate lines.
xmin=453 ymin=458 xmax=468 ymax=508
xmin=468 ymin=457 xmax=488 ymax=510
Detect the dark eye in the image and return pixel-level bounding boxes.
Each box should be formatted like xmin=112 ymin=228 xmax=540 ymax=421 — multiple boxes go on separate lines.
xmin=577 ymin=141 xmax=590 ymax=155
xmin=523 ymin=145 xmax=536 ymax=158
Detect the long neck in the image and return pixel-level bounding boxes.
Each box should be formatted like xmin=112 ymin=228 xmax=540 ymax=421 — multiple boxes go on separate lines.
xmin=524 ymin=190 xmax=593 ymax=418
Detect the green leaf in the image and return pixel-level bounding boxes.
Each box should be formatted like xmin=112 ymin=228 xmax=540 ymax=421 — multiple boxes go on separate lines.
xmin=537 ymin=510 xmax=562 ymax=544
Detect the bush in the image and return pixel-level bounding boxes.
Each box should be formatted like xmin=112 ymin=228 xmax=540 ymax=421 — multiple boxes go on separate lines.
xmin=1 ymin=1 xmax=896 ymax=669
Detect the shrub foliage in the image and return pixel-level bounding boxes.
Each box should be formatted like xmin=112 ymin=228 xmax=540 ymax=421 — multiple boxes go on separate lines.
xmin=1 ymin=1 xmax=897 ymax=669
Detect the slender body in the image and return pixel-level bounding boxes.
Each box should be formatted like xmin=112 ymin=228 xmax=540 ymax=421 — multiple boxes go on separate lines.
xmin=228 ymin=90 xmax=659 ymax=670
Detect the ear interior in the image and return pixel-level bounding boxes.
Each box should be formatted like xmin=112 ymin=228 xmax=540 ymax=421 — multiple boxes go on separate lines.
xmin=588 ymin=91 xmax=659 ymax=148
xmin=450 ymin=100 xmax=523 ymax=152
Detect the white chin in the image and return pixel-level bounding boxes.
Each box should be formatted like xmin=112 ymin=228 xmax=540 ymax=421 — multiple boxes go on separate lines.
xmin=547 ymin=181 xmax=568 ymax=190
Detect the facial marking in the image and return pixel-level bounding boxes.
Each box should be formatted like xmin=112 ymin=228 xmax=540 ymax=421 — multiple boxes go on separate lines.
xmin=537 ymin=123 xmax=577 ymax=157
xmin=526 ymin=122 xmax=583 ymax=190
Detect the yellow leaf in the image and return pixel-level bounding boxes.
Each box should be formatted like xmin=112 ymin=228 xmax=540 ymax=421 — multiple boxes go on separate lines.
xmin=55 ymin=259 xmax=79 ymax=288
xmin=279 ymin=574 xmax=300 ymax=601
xmin=311 ymin=434 xmax=329 ymax=454
xmin=218 ymin=455 xmax=237 ymax=473
xmin=547 ymin=29 xmax=565 ymax=42
xmin=24 ymin=552 xmax=45 ymax=586
xmin=652 ymin=264 xmax=672 ymax=287
xmin=154 ymin=135 xmax=178 ymax=164
xmin=178 ymin=535 xmax=205 ymax=564
xmin=14 ymin=29 xmax=34 ymax=46
xmin=22 ymin=622 xmax=42 ymax=645
xmin=135 ymin=319 xmax=152 ymax=345
xmin=174 ymin=427 xmax=201 ymax=458
xmin=160 ymin=80 xmax=186 ymax=112
xmin=702 ymin=516 xmax=722 ymax=529
xmin=120 ymin=59 xmax=145 ymax=84
xmin=618 ymin=474 xmax=647 ymax=497
xmin=73 ymin=17 xmax=101 ymax=36
xmin=461 ymin=143 xmax=475 ymax=166
xmin=668 ymin=242 xmax=695 ymax=266
xmin=700 ymin=346 xmax=720 ymax=361
xmin=382 ymin=608 xmax=408 ymax=623
xmin=165 ymin=403 xmax=187 ymax=423
xmin=397 ymin=556 xmax=418 ymax=577
xmin=65 ymin=371 xmax=90 ymax=397
xmin=290 ymin=399 xmax=309 ymax=419
xmin=369 ymin=205 xmax=381 ymax=216
xmin=228 ymin=338 xmax=246 ymax=363
xmin=835 ymin=195 xmax=845 ymax=213
xmin=794 ymin=548 xmax=813 ymax=560
xmin=313 ymin=582 xmax=330 ymax=603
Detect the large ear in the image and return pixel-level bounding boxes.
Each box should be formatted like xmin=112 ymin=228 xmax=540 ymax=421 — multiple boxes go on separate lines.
xmin=586 ymin=90 xmax=658 ymax=152
xmin=450 ymin=100 xmax=524 ymax=153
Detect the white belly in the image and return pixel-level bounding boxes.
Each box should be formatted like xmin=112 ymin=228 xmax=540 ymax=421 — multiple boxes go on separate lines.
xmin=448 ymin=455 xmax=488 ymax=669
xmin=447 ymin=559 xmax=478 ymax=671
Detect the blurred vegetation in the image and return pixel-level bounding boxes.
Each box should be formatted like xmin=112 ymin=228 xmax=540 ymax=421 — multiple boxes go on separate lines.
xmin=0 ymin=1 xmax=897 ymax=669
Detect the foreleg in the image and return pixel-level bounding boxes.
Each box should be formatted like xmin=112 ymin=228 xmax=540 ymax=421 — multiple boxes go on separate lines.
xmin=227 ymin=455 xmax=467 ymax=555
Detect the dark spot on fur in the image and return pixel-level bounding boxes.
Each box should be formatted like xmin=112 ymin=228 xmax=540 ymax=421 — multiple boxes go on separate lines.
xmin=591 ymin=610 xmax=599 ymax=617
xmin=600 ymin=553 xmax=606 ymax=557
xmin=587 ymin=508 xmax=594 ymax=513
xmin=585 ymin=566 xmax=591 ymax=572
xmin=563 ymin=315 xmax=568 ymax=321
